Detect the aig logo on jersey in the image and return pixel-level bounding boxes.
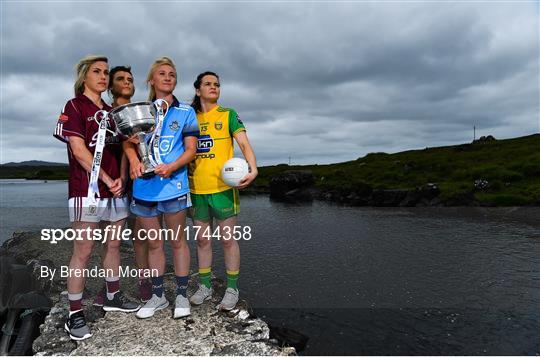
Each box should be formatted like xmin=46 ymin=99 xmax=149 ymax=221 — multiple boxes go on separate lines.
xmin=197 ymin=135 xmax=214 ymax=153
xmin=159 ymin=135 xmax=174 ymax=154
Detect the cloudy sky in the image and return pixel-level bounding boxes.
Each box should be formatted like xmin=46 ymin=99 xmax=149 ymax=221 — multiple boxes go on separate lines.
xmin=1 ymin=1 xmax=538 ymax=166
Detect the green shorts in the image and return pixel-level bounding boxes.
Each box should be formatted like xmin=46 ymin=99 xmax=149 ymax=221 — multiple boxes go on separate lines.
xmin=190 ymin=188 xmax=240 ymax=222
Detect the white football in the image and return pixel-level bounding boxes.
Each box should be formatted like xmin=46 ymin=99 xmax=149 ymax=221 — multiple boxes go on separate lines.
xmin=221 ymin=158 xmax=249 ymax=187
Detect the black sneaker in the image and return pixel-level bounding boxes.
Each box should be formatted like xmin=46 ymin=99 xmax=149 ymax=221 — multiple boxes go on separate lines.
xmin=103 ymin=291 xmax=140 ymax=312
xmin=64 ymin=310 xmax=92 ymax=341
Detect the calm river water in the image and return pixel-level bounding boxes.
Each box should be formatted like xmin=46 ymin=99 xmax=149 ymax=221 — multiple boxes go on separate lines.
xmin=1 ymin=180 xmax=538 ymax=355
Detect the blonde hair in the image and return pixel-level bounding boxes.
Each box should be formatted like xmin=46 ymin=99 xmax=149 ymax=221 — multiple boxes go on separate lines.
xmin=74 ymin=55 xmax=108 ymax=96
xmin=146 ymin=56 xmax=177 ymax=100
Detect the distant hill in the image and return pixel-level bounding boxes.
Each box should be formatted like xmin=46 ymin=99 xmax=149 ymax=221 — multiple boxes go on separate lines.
xmin=1 ymin=160 xmax=67 ymax=167
xmin=0 ymin=161 xmax=69 ymax=180
xmin=252 ymin=134 xmax=540 ymax=206
xmin=1 ymin=134 xmax=539 ymax=206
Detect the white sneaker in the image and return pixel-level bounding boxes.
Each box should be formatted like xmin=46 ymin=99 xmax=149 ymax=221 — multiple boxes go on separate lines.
xmin=218 ymin=288 xmax=239 ymax=311
xmin=136 ymin=294 xmax=168 ymax=319
xmin=189 ymin=284 xmax=213 ymax=305
xmin=174 ymin=294 xmax=191 ymax=318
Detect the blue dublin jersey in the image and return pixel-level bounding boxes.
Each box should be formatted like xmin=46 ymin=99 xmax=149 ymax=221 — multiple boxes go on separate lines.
xmin=133 ymin=101 xmax=199 ymax=201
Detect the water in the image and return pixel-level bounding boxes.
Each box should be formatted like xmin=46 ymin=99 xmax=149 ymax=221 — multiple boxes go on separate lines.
xmin=1 ymin=180 xmax=539 ymax=354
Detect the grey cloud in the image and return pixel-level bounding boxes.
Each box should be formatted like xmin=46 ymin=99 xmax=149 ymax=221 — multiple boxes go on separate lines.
xmin=1 ymin=2 xmax=538 ymax=165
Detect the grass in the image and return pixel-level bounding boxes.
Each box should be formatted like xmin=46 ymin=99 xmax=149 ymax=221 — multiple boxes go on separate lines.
xmin=2 ymin=134 xmax=538 ymax=206
xmin=254 ymin=134 xmax=540 ymax=206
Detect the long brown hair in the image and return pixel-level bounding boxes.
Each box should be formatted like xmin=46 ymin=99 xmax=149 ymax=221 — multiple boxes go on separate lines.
xmin=191 ymin=71 xmax=220 ymax=113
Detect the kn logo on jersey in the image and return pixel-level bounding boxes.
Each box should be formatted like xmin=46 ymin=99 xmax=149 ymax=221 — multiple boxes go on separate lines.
xmin=197 ymin=135 xmax=214 ymax=153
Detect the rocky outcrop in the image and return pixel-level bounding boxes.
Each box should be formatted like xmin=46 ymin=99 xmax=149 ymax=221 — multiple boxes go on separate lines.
xmin=269 ymin=171 xmax=447 ymax=207
xmin=316 ymin=184 xmax=443 ymax=207
xmin=269 ymin=171 xmax=314 ymax=202
xmin=1 ymin=232 xmax=295 ymax=356
xmin=32 ymin=280 xmax=292 ymax=356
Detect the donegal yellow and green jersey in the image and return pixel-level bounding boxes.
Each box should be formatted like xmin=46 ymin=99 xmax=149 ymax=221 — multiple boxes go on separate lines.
xmin=188 ymin=105 xmax=246 ymax=194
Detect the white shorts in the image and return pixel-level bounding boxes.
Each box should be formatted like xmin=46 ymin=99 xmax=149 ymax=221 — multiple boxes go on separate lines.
xmin=68 ymin=196 xmax=130 ymax=223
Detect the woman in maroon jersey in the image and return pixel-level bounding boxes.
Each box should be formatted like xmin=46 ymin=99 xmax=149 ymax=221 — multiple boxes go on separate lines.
xmin=53 ymin=55 xmax=139 ymax=341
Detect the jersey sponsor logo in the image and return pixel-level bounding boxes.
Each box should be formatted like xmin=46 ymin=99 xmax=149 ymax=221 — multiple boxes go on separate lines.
xmin=58 ymin=113 xmax=69 ymax=122
xmin=196 ymin=153 xmax=216 ymax=159
xmin=215 ymin=121 xmax=222 ymax=130
xmin=196 ymin=135 xmax=214 ymax=153
xmin=89 ymin=132 xmax=121 ymax=147
xmin=169 ymin=121 xmax=179 ymax=131
xmin=159 ymin=135 xmax=174 ymax=154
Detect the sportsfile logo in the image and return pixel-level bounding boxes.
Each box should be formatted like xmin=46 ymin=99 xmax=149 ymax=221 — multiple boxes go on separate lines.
xmin=197 ymin=135 xmax=213 ymax=153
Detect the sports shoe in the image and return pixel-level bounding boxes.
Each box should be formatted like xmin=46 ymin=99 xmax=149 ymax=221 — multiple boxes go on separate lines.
xmin=64 ymin=310 xmax=92 ymax=341
xmin=189 ymin=284 xmax=213 ymax=305
xmin=174 ymin=294 xmax=191 ymax=318
xmin=139 ymin=279 xmax=152 ymax=303
xmin=103 ymin=291 xmax=140 ymax=312
xmin=218 ymin=288 xmax=239 ymax=311
xmin=136 ymin=294 xmax=169 ymax=319
xmin=92 ymin=288 xmax=105 ymax=307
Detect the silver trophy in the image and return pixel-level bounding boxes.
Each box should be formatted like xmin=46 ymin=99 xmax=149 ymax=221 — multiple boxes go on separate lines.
xmin=110 ymin=101 xmax=157 ymax=178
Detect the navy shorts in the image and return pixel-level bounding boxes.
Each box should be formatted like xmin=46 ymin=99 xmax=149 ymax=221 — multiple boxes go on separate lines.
xmin=130 ymin=194 xmax=192 ymax=218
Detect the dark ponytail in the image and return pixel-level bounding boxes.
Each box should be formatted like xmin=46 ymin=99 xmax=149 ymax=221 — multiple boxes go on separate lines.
xmin=191 ymin=71 xmax=219 ymax=113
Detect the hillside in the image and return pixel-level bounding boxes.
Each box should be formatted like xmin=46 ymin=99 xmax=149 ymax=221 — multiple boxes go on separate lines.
xmin=1 ymin=134 xmax=538 ymax=206
xmin=253 ymin=134 xmax=540 ymax=206
xmin=0 ymin=162 xmax=68 ymax=180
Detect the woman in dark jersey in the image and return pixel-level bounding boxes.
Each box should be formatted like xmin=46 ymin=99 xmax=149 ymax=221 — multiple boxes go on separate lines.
xmin=53 ymin=55 xmax=139 ymax=341
xmin=92 ymin=66 xmax=153 ymax=307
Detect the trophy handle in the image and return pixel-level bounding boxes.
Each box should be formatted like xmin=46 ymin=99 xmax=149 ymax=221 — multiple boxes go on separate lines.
xmin=153 ymin=98 xmax=170 ymax=115
xmin=93 ymin=110 xmax=117 ymax=136
xmin=136 ymin=132 xmax=156 ymax=179
xmin=93 ymin=110 xmax=109 ymax=123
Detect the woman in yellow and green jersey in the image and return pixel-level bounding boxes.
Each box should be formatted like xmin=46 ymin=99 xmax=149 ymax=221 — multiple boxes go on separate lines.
xmin=188 ymin=71 xmax=258 ymax=310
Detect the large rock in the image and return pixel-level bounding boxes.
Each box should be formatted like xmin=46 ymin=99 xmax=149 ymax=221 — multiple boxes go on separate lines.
xmin=399 ymin=184 xmax=441 ymax=207
xmin=269 ymin=171 xmax=314 ymax=202
xmin=33 ymin=280 xmax=289 ymax=356
xmin=370 ymin=189 xmax=409 ymax=207
xmin=1 ymin=231 xmax=295 ymax=356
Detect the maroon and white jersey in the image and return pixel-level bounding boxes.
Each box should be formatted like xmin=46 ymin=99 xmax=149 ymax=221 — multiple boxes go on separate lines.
xmin=54 ymin=94 xmax=123 ymax=198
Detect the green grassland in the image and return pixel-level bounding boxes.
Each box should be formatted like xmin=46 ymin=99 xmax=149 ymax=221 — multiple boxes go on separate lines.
xmin=253 ymin=134 xmax=540 ymax=206
xmin=0 ymin=166 xmax=69 ymax=180
xmin=1 ymin=134 xmax=538 ymax=206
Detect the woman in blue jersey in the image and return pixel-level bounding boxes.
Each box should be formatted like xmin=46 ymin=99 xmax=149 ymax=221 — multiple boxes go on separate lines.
xmin=123 ymin=57 xmax=199 ymax=319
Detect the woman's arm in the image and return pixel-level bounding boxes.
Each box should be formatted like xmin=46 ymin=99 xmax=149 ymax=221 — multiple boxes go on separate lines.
xmin=233 ymin=131 xmax=258 ymax=189
xmin=154 ymin=136 xmax=198 ymax=178
xmin=122 ymin=139 xmax=144 ymax=179
xmin=69 ymin=136 xmax=123 ymax=196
